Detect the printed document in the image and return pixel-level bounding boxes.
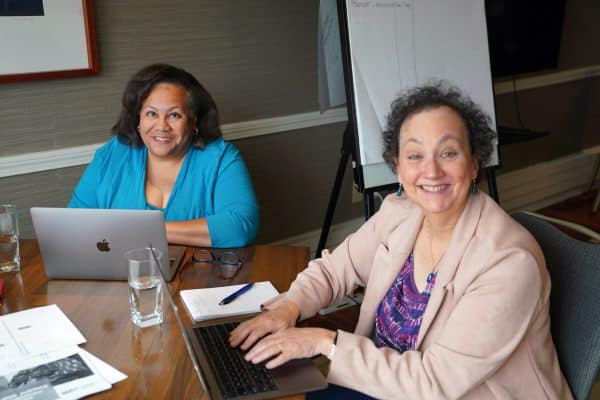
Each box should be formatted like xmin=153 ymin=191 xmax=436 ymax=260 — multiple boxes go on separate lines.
xmin=0 ymin=305 xmax=127 ymax=399
xmin=0 ymin=305 xmax=85 ymax=361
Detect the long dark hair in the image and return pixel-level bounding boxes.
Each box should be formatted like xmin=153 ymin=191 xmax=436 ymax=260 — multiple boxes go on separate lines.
xmin=111 ymin=63 xmax=221 ymax=148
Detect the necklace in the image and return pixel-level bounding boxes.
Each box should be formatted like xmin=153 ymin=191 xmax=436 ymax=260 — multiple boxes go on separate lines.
xmin=426 ymin=222 xmax=442 ymax=283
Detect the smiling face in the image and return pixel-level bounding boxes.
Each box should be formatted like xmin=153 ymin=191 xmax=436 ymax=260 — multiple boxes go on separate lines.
xmin=396 ymin=106 xmax=479 ymax=224
xmin=138 ymin=83 xmax=197 ymax=161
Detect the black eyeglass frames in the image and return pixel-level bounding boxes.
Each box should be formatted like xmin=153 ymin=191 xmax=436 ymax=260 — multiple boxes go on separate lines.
xmin=191 ymin=249 xmax=242 ymax=267
xmin=189 ymin=249 xmax=242 ymax=279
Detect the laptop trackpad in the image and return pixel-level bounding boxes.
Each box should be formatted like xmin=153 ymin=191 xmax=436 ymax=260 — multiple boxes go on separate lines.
xmin=271 ymin=358 xmax=327 ymax=394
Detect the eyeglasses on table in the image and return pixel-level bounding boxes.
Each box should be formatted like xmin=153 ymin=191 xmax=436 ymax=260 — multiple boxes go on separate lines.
xmin=183 ymin=249 xmax=242 ymax=279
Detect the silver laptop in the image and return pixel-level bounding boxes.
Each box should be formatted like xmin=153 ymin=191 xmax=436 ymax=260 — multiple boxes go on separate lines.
xmin=186 ymin=315 xmax=328 ymax=399
xmin=30 ymin=208 xmax=184 ymax=281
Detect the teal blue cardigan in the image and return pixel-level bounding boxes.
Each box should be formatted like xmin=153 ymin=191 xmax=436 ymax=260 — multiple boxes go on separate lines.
xmin=68 ymin=137 xmax=259 ymax=248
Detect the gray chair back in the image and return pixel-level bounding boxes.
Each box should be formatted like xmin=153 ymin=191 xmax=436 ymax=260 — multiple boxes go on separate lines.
xmin=513 ymin=212 xmax=600 ymax=400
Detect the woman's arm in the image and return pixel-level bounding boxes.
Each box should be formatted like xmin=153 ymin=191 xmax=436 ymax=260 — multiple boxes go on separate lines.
xmin=326 ymin=249 xmax=543 ymax=399
xmin=272 ymin=195 xmax=411 ymax=320
xmin=68 ymin=144 xmax=110 ymax=208
xmin=165 ymin=218 xmax=211 ymax=247
xmin=202 ymin=144 xmax=259 ymax=247
xmin=230 ymin=196 xmax=406 ymax=360
xmin=237 ymin=245 xmax=545 ymax=399
xmin=165 ymin=142 xmax=259 ymax=247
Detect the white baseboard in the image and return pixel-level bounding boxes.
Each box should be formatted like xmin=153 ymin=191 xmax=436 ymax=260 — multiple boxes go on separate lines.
xmin=495 ymin=152 xmax=598 ymax=212
xmin=272 ymin=151 xmax=600 ymax=257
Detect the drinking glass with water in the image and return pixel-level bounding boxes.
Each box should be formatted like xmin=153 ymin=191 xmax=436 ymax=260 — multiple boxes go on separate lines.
xmin=0 ymin=205 xmax=20 ymax=273
xmin=125 ymin=247 xmax=163 ymax=328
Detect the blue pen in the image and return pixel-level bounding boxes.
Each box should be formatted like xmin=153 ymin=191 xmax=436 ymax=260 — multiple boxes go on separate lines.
xmin=219 ymin=283 xmax=254 ymax=306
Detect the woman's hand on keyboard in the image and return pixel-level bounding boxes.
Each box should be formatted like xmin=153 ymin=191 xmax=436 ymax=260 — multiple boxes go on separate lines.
xmin=229 ymin=300 xmax=300 ymax=351
xmin=242 ymin=327 xmax=337 ymax=369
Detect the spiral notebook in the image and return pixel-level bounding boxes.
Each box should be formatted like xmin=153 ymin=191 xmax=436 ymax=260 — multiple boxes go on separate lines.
xmin=180 ymin=281 xmax=279 ymax=322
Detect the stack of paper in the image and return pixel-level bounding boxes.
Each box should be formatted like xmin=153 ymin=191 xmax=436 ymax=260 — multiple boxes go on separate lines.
xmin=180 ymin=281 xmax=279 ymax=322
xmin=0 ymin=304 xmax=126 ymax=400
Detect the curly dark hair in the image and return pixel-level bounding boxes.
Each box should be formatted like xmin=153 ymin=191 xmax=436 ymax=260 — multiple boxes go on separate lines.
xmin=382 ymin=81 xmax=495 ymax=173
xmin=111 ymin=63 xmax=221 ymax=148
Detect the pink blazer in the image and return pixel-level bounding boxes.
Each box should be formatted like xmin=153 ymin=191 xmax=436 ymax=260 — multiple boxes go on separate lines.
xmin=272 ymin=192 xmax=572 ymax=399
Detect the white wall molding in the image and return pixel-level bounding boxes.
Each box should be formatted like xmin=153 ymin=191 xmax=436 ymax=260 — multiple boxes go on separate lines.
xmin=493 ymin=65 xmax=600 ymax=95
xmin=0 ymin=144 xmax=99 ymax=178
xmin=0 ymin=107 xmax=348 ymax=178
xmin=1 ymin=65 xmax=598 ymax=178
xmin=272 ymin=151 xmax=600 ymax=256
xmin=224 ymin=107 xmax=347 ymax=141
xmin=494 ymin=152 xmax=598 ymax=212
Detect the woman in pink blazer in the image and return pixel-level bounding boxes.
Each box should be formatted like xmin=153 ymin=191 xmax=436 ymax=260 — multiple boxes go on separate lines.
xmin=230 ymin=82 xmax=572 ymax=399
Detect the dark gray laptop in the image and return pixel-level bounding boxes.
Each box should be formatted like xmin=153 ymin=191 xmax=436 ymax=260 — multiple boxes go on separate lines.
xmin=186 ymin=315 xmax=328 ymax=400
xmin=30 ymin=207 xmax=185 ymax=281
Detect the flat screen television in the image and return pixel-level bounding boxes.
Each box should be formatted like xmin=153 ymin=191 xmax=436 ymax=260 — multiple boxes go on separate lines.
xmin=485 ymin=0 xmax=567 ymax=78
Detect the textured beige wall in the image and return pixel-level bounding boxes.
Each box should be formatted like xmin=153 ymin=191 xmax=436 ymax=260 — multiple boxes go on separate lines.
xmin=0 ymin=0 xmax=364 ymax=242
xmin=494 ymin=77 xmax=600 ymax=172
xmin=0 ymin=0 xmax=321 ymax=156
xmin=0 ymin=166 xmax=85 ymax=239
xmin=559 ymin=0 xmax=600 ymax=69
xmin=0 ymin=1 xmax=598 ymax=242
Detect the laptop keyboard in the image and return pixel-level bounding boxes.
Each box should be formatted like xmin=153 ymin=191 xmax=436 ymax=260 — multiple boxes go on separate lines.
xmin=193 ymin=322 xmax=278 ymax=398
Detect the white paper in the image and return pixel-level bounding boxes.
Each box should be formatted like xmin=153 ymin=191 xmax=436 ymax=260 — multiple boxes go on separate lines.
xmin=345 ymin=0 xmax=498 ymax=171
xmin=0 ymin=347 xmax=111 ymax=400
xmin=318 ymin=0 xmax=346 ymax=112
xmin=0 ymin=0 xmax=89 ymax=75
xmin=0 ymin=305 xmax=86 ymax=361
xmin=180 ymin=282 xmax=279 ymax=322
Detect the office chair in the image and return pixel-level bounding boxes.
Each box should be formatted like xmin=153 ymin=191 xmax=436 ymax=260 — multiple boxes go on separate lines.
xmin=512 ymin=212 xmax=600 ymax=400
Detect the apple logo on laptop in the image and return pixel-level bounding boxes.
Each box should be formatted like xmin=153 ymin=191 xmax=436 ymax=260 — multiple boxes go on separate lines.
xmin=96 ymin=239 xmax=111 ymax=252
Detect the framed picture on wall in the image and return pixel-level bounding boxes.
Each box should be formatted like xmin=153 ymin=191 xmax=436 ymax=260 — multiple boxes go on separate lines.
xmin=0 ymin=0 xmax=99 ymax=84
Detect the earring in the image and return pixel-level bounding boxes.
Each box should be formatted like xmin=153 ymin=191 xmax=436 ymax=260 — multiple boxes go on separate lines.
xmin=396 ymin=184 xmax=404 ymax=197
xmin=194 ymin=128 xmax=199 ymax=135
xmin=470 ymin=180 xmax=477 ymax=194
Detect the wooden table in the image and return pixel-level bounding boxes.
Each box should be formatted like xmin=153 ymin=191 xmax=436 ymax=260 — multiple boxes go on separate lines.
xmin=0 ymin=240 xmax=331 ymax=399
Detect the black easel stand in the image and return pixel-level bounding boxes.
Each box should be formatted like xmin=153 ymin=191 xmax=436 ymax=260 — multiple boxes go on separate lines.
xmin=364 ymin=189 xmax=375 ymax=219
xmin=486 ymin=168 xmax=499 ymax=202
xmin=316 ymin=125 xmax=354 ymax=257
xmin=362 ymin=183 xmax=399 ymax=219
xmin=316 ymin=124 xmax=399 ymax=255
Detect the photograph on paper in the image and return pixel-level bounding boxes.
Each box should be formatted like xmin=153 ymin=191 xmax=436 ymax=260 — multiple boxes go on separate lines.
xmin=0 ymin=348 xmax=110 ymax=400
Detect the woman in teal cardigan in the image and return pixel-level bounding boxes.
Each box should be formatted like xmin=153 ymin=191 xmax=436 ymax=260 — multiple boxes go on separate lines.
xmin=69 ymin=64 xmax=259 ymax=248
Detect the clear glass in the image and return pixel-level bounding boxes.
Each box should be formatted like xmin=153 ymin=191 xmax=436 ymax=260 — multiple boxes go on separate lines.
xmin=0 ymin=205 xmax=20 ymax=273
xmin=125 ymin=247 xmax=163 ymax=328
